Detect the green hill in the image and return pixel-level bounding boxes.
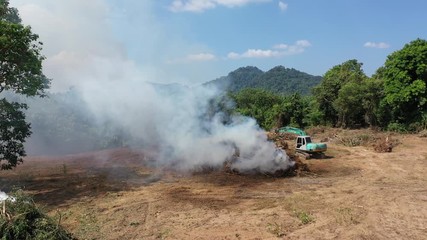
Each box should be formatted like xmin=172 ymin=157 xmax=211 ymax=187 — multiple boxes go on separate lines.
xmin=206 ymin=65 xmax=322 ymax=95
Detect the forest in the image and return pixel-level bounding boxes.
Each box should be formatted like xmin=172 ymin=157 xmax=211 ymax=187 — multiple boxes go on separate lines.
xmin=231 ymin=39 xmax=427 ymax=132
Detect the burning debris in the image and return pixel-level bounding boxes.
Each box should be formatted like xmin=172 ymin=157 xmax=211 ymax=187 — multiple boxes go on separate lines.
xmin=373 ymin=136 xmax=396 ymax=153
xmin=223 ymin=147 xmax=295 ymax=176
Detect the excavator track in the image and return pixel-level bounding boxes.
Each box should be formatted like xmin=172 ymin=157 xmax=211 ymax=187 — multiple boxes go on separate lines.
xmin=296 ymin=150 xmax=311 ymax=160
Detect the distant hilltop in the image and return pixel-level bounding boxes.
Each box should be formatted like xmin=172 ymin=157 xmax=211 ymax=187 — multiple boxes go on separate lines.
xmin=205 ymin=65 xmax=322 ymax=95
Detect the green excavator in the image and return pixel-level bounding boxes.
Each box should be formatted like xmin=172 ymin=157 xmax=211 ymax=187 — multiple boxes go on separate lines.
xmin=276 ymin=127 xmax=327 ymax=158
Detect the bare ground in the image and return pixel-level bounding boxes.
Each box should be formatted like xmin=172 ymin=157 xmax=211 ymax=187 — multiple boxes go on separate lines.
xmin=1 ymin=132 xmax=426 ymax=239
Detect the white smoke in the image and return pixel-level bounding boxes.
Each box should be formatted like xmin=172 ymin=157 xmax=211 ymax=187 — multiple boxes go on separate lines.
xmin=80 ymin=78 xmax=293 ymax=173
xmin=10 ymin=0 xmax=294 ymax=173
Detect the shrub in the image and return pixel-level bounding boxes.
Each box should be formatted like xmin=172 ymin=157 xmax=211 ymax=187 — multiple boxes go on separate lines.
xmin=387 ymin=122 xmax=408 ymax=133
xmin=0 ymin=190 xmax=75 ymax=240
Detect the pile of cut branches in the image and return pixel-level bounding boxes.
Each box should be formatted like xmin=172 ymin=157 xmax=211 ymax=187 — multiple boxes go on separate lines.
xmin=0 ymin=190 xmax=75 ymax=240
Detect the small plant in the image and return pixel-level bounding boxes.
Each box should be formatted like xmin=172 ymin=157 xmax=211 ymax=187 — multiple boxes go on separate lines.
xmin=293 ymin=209 xmax=315 ymax=225
xmin=130 ymin=221 xmax=140 ymax=226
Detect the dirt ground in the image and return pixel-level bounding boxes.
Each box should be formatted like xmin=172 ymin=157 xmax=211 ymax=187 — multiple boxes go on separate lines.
xmin=1 ymin=131 xmax=426 ymax=239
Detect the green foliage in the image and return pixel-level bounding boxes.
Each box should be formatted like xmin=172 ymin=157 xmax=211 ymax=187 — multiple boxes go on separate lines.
xmin=0 ymin=0 xmax=21 ymax=24
xmin=231 ymin=88 xmax=311 ymax=130
xmin=333 ymin=81 xmax=366 ymax=127
xmin=293 ymin=209 xmax=315 ymax=225
xmin=0 ymin=0 xmax=49 ymax=169
xmin=302 ymin=96 xmax=324 ymax=126
xmin=207 ymin=65 xmax=322 ymax=95
xmin=206 ymin=66 xmax=263 ymax=93
xmin=361 ymin=78 xmax=386 ymax=127
xmin=0 ymin=190 xmax=75 ymax=240
xmin=0 ymin=20 xmax=48 ymax=96
xmin=222 ymin=39 xmax=427 ymax=131
xmin=280 ymin=93 xmax=306 ymax=128
xmin=0 ymin=99 xmax=31 ymax=169
xmin=382 ymin=38 xmax=427 ymax=125
xmin=313 ymin=59 xmax=367 ymax=126
xmin=231 ymin=88 xmax=283 ymax=129
xmin=386 ymin=122 xmax=409 ymax=133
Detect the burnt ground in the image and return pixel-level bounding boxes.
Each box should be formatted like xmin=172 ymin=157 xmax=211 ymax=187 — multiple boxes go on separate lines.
xmin=0 ymin=131 xmax=426 ymax=239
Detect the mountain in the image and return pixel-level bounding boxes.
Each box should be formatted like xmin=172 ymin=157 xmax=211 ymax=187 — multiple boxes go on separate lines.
xmin=205 ymin=65 xmax=322 ymax=95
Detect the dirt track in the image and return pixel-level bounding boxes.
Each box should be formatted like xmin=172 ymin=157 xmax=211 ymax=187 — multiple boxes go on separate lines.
xmin=1 ymin=132 xmax=426 ymax=239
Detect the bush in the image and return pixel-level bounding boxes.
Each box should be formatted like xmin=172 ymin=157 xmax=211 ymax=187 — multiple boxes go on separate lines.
xmin=0 ymin=190 xmax=75 ymax=240
xmin=387 ymin=122 xmax=408 ymax=133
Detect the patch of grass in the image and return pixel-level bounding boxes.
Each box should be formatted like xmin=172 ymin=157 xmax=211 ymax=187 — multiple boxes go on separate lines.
xmin=251 ymin=199 xmax=278 ymax=210
xmin=266 ymin=222 xmax=285 ymax=237
xmin=282 ymin=193 xmax=313 ymax=211
xmin=0 ymin=189 xmax=75 ymax=240
xmin=281 ymin=194 xmax=316 ymax=225
xmin=75 ymin=207 xmax=102 ymax=239
xmin=334 ymin=207 xmax=363 ymax=225
xmin=293 ymin=209 xmax=315 ymax=225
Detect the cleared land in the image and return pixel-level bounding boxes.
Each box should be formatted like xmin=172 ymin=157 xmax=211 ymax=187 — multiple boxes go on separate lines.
xmin=1 ymin=130 xmax=426 ymax=239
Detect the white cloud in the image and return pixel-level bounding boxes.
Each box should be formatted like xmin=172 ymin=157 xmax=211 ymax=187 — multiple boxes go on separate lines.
xmin=364 ymin=41 xmax=390 ymax=49
xmin=296 ymin=40 xmax=311 ymax=47
xmin=169 ymin=0 xmax=271 ymax=12
xmin=242 ymin=49 xmax=282 ymax=58
xmin=187 ymin=53 xmax=216 ymax=61
xmin=278 ymin=1 xmax=287 ymax=11
xmin=228 ymin=40 xmax=311 ymax=59
xmin=226 ymin=52 xmax=239 ymax=59
xmin=167 ymin=52 xmax=217 ymax=64
xmin=273 ymin=43 xmax=288 ymax=49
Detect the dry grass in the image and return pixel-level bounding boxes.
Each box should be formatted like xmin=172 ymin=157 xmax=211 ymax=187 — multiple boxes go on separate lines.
xmin=1 ymin=129 xmax=426 ymax=239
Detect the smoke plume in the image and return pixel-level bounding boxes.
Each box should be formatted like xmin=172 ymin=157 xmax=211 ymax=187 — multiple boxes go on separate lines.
xmin=10 ymin=0 xmax=293 ymax=173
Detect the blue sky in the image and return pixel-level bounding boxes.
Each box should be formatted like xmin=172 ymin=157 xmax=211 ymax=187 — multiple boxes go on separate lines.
xmin=10 ymin=0 xmax=427 ymax=89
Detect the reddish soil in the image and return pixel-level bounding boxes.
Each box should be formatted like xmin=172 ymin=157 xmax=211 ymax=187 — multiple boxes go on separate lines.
xmin=1 ymin=131 xmax=426 ymax=239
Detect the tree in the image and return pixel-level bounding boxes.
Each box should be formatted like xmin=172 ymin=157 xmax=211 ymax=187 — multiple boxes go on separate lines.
xmin=313 ymin=59 xmax=367 ymax=126
xmin=0 ymin=0 xmax=21 ymax=24
xmin=333 ymin=81 xmax=366 ymax=128
xmin=361 ymin=77 xmax=385 ymax=127
xmin=381 ymin=39 xmax=427 ymax=126
xmin=0 ymin=0 xmax=49 ymax=169
xmin=276 ymin=93 xmax=306 ymax=128
xmin=231 ymin=88 xmax=283 ymax=129
xmin=0 ymin=99 xmax=31 ymax=169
